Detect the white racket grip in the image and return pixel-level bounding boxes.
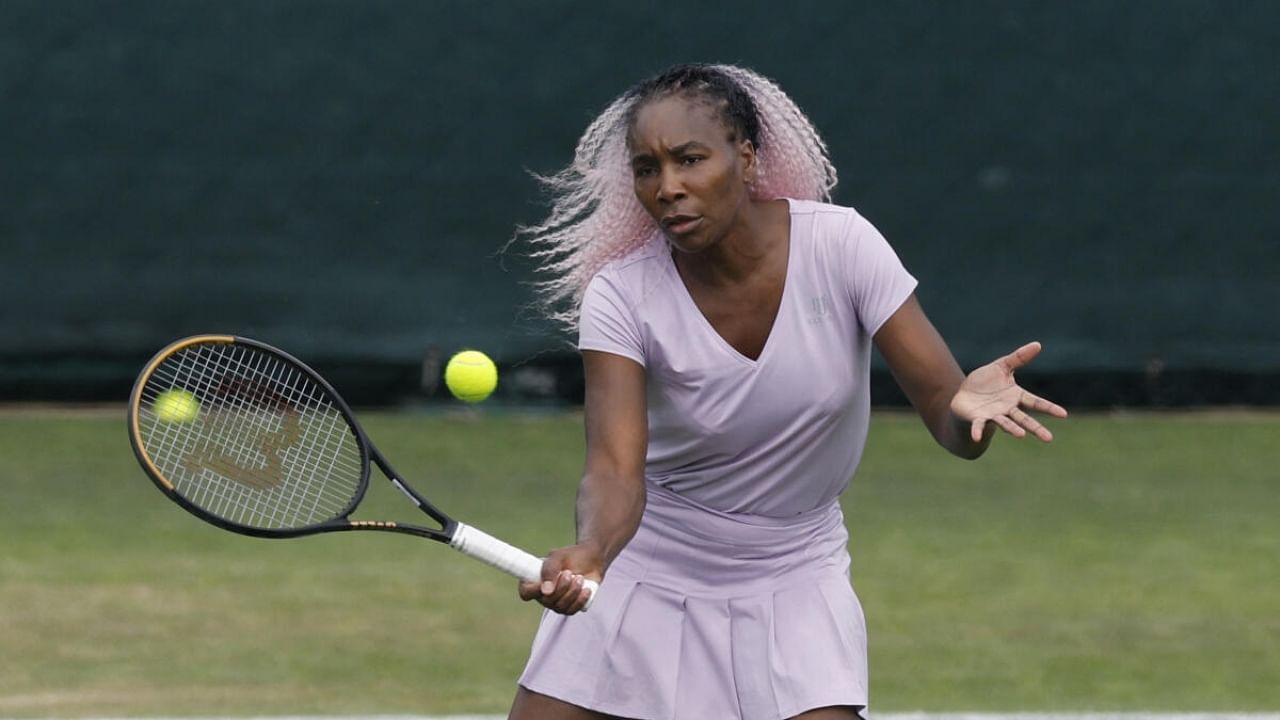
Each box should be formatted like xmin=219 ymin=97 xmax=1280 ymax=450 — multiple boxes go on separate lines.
xmin=449 ymin=522 xmax=598 ymax=610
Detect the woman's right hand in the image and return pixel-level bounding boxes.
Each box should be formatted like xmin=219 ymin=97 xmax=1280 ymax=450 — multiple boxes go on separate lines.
xmin=518 ymin=544 xmax=603 ymax=615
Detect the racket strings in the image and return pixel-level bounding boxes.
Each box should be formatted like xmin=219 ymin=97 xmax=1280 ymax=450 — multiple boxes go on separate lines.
xmin=137 ymin=343 xmax=364 ymax=530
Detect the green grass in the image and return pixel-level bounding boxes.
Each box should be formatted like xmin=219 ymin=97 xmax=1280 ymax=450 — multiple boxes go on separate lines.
xmin=0 ymin=408 xmax=1277 ymax=716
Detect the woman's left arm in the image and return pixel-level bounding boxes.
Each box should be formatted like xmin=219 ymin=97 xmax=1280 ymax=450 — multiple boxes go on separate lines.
xmin=873 ymin=293 xmax=1068 ymax=459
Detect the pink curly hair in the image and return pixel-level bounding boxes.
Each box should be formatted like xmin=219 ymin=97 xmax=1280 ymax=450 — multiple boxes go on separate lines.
xmin=517 ymin=64 xmax=838 ymax=332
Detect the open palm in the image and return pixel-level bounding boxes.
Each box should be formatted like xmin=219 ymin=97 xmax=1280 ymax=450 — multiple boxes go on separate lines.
xmin=951 ymin=341 xmax=1069 ymax=442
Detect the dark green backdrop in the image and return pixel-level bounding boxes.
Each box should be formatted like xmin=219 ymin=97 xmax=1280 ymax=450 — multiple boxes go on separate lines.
xmin=2 ymin=1 xmax=1277 ymax=403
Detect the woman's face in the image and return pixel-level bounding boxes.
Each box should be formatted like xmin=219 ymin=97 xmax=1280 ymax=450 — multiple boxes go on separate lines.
xmin=628 ymin=94 xmax=757 ymax=254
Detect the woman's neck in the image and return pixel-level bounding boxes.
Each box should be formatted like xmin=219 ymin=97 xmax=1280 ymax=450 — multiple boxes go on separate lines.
xmin=674 ymin=198 xmax=789 ymax=286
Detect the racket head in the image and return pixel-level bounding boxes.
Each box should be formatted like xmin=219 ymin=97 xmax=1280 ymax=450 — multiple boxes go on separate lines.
xmin=128 ymin=335 xmax=371 ymax=537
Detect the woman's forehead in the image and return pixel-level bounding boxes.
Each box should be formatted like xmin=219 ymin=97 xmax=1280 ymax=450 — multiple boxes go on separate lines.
xmin=629 ymin=95 xmax=731 ymax=150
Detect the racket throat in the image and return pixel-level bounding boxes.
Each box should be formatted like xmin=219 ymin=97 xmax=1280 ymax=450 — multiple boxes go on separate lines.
xmin=389 ymin=476 xmax=456 ymax=534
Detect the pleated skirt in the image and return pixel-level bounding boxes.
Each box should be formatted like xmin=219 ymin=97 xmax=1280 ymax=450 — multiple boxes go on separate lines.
xmin=518 ymin=484 xmax=868 ymax=720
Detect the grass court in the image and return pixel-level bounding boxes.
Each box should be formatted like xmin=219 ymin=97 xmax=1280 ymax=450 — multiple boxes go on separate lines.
xmin=1 ymin=409 xmax=1277 ymax=716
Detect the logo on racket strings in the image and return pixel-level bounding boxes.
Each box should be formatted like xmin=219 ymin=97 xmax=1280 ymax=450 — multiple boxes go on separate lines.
xmin=181 ymin=376 xmax=305 ymax=489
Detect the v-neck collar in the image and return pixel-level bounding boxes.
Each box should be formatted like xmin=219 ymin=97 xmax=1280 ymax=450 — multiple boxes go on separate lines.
xmin=664 ymin=199 xmax=796 ymax=368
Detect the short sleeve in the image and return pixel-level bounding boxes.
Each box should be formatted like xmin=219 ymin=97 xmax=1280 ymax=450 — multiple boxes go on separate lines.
xmin=578 ymin=271 xmax=646 ymax=367
xmin=844 ymin=214 xmax=918 ymax=335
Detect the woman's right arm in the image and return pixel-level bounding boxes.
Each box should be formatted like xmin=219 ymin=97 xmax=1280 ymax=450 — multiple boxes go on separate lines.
xmin=518 ymin=349 xmax=648 ymax=615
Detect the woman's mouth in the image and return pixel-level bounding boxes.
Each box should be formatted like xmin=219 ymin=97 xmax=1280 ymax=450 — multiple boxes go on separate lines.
xmin=662 ymin=214 xmax=702 ymax=235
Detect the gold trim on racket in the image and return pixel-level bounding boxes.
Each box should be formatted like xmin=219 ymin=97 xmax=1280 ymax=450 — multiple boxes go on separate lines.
xmin=128 ymin=335 xmax=235 ymax=491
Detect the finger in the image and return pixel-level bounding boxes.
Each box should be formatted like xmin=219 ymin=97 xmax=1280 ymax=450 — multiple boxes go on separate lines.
xmin=550 ymin=573 xmax=586 ymax=614
xmin=1011 ymin=408 xmax=1054 ymax=442
xmin=539 ymin=557 xmax=564 ymax=595
xmin=569 ymin=581 xmax=594 ymax=614
xmin=1021 ymin=391 xmax=1069 ymax=418
xmin=535 ymin=580 xmax=566 ymax=610
xmin=517 ymin=580 xmax=542 ymax=602
xmin=1001 ymin=341 xmax=1043 ymax=372
xmin=970 ymin=418 xmax=986 ymax=443
xmin=992 ymin=414 xmax=1027 ymax=438
xmin=532 ymin=570 xmax=562 ymax=607
xmin=544 ymin=569 xmax=573 ymax=600
xmin=564 ymin=575 xmax=592 ymax=615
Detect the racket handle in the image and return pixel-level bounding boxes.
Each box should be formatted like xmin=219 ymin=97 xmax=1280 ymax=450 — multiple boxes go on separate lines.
xmin=449 ymin=522 xmax=598 ymax=610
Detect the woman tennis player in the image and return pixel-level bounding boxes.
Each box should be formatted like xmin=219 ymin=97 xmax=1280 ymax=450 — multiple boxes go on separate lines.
xmin=508 ymin=63 xmax=1067 ymax=720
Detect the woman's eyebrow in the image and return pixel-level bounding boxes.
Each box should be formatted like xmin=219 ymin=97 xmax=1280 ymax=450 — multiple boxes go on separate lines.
xmin=630 ymin=140 xmax=711 ymax=165
xmin=670 ymin=141 xmax=710 ymax=154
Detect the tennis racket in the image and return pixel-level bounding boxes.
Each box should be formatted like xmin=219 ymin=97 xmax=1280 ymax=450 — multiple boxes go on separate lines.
xmin=127 ymin=334 xmax=597 ymax=607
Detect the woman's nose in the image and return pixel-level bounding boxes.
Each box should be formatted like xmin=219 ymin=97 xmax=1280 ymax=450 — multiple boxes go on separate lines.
xmin=656 ymin=167 xmax=685 ymax=203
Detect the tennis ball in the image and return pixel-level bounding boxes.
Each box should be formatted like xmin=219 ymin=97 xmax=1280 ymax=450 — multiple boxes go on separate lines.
xmin=444 ymin=350 xmax=498 ymax=403
xmin=153 ymin=388 xmax=200 ymax=423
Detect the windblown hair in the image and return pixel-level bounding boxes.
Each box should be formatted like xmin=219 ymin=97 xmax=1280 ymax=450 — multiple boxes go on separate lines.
xmin=517 ymin=63 xmax=838 ymax=332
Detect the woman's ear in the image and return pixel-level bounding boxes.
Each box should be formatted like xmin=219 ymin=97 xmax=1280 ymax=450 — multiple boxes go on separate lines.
xmin=740 ymin=139 xmax=758 ymax=186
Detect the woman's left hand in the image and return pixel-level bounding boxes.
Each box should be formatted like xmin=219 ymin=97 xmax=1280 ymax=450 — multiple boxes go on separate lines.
xmin=950 ymin=341 xmax=1069 ymax=442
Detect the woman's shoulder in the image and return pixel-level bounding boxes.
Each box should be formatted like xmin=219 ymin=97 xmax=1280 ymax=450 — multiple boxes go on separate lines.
xmin=787 ymin=199 xmax=872 ymax=241
xmin=595 ymin=236 xmax=666 ymax=280
xmin=786 ymin=197 xmax=853 ymax=216
xmin=587 ymin=235 xmax=670 ymax=300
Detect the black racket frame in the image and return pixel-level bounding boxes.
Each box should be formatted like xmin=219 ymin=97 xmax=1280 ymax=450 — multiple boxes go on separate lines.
xmin=127 ymin=334 xmax=459 ymax=544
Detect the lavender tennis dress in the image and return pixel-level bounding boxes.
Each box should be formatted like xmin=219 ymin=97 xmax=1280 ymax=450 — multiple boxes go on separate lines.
xmin=519 ymin=200 xmax=918 ymax=719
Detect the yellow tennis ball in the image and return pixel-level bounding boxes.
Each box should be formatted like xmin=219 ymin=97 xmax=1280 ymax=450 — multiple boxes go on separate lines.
xmin=444 ymin=350 xmax=498 ymax=403
xmin=153 ymin=388 xmax=200 ymax=423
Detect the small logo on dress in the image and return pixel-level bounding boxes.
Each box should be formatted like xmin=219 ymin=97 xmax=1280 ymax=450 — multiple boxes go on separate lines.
xmin=808 ymin=295 xmax=832 ymax=324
